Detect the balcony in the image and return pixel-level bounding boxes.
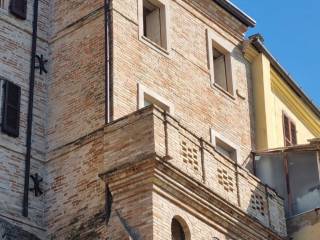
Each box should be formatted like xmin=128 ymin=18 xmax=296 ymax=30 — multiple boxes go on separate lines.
xmin=101 ymin=105 xmax=286 ymax=238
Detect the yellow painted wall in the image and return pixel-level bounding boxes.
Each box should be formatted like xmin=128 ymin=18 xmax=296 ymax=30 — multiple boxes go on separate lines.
xmin=269 ymin=69 xmax=319 ymax=148
xmin=287 ymin=210 xmax=320 ymax=240
xmin=268 ymin=92 xmax=315 ymax=148
xmin=251 ymin=53 xmax=270 ymax=150
xmin=291 ymin=222 xmax=320 ymax=240
xmin=246 ymin=47 xmax=320 ymax=151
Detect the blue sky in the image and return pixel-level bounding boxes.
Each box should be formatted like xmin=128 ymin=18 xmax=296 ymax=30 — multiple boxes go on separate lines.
xmin=231 ymin=0 xmax=320 ymax=107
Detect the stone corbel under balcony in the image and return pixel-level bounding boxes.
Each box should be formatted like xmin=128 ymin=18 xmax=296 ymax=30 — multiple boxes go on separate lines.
xmin=99 ymin=105 xmax=287 ymax=239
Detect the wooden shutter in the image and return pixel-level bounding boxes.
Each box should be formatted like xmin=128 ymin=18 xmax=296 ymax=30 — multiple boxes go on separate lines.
xmin=283 ymin=113 xmax=297 ymax=146
xmin=283 ymin=114 xmax=291 ymax=146
xmin=2 ymin=81 xmax=21 ymax=137
xmin=9 ymin=0 xmax=27 ymax=20
xmin=291 ymin=122 xmax=297 ymax=145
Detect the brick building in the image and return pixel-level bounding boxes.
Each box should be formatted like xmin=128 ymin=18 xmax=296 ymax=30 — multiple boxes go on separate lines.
xmin=0 ymin=0 xmax=288 ymax=239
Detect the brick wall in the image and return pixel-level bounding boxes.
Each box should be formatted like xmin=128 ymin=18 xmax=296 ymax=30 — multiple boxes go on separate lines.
xmin=0 ymin=0 xmax=283 ymax=239
xmin=112 ymin=0 xmax=255 ymax=166
xmin=0 ymin=0 xmax=49 ymax=237
xmin=99 ymin=106 xmax=286 ymax=239
xmin=45 ymin=129 xmax=106 ymax=239
xmin=47 ymin=0 xmax=105 ymax=150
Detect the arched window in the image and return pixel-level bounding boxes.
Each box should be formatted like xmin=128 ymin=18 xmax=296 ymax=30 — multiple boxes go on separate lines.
xmin=171 ymin=218 xmax=186 ymax=240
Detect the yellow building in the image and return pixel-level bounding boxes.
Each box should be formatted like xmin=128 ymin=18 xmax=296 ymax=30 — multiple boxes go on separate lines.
xmin=245 ymin=34 xmax=320 ymax=240
xmin=244 ymin=34 xmax=320 ymax=151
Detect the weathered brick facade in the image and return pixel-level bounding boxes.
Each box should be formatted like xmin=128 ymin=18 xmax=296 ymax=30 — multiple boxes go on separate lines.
xmin=0 ymin=0 xmax=286 ymax=239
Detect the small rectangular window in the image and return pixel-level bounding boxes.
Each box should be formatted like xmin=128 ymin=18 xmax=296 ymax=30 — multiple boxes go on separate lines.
xmin=144 ymin=94 xmax=170 ymax=112
xmin=283 ymin=113 xmax=297 ymax=146
xmin=9 ymin=0 xmax=27 ymax=20
xmin=211 ymin=129 xmax=239 ymax=162
xmin=216 ymin=138 xmax=237 ymax=162
xmin=142 ymin=0 xmax=167 ymax=49
xmin=213 ymin=47 xmax=228 ymax=92
xmin=207 ymin=29 xmax=235 ymax=96
xmin=2 ymin=80 xmax=21 ymax=137
xmin=138 ymin=83 xmax=174 ymax=114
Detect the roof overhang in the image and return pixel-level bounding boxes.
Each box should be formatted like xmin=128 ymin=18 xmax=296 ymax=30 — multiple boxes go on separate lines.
xmin=248 ymin=34 xmax=320 ymax=119
xmin=213 ymin=0 xmax=256 ymax=27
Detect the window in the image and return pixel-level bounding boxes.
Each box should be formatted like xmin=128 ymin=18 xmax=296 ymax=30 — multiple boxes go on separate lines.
xmin=138 ymin=83 xmax=174 ymax=114
xmin=171 ymin=218 xmax=185 ymax=240
xmin=139 ymin=0 xmax=169 ymax=51
xmin=211 ymin=129 xmax=239 ymax=162
xmin=9 ymin=0 xmax=27 ymax=19
xmin=215 ymin=138 xmax=237 ymax=161
xmin=207 ymin=29 xmax=235 ymax=96
xmin=213 ymin=47 xmax=228 ymax=91
xmin=0 ymin=0 xmax=7 ymax=9
xmin=143 ymin=0 xmax=161 ymax=45
xmin=1 ymin=80 xmax=21 ymax=137
xmin=283 ymin=113 xmax=297 ymax=146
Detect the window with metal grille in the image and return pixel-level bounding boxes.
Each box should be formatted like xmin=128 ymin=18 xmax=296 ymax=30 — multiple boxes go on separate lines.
xmin=1 ymin=80 xmax=21 ymax=137
xmin=283 ymin=113 xmax=297 ymax=146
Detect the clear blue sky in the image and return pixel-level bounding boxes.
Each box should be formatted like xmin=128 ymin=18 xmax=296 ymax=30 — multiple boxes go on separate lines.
xmin=231 ymin=0 xmax=320 ymax=107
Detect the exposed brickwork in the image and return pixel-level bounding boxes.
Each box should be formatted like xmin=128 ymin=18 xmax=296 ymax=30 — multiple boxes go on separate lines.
xmin=0 ymin=0 xmax=287 ymax=239
xmin=0 ymin=218 xmax=41 ymax=240
xmin=45 ymin=129 xmax=106 ymax=239
xmin=112 ymin=0 xmax=255 ymax=167
xmin=101 ymin=106 xmax=287 ymax=239
xmin=0 ymin=0 xmax=49 ymax=237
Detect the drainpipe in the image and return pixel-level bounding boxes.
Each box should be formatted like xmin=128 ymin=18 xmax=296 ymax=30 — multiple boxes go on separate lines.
xmin=104 ymin=0 xmax=113 ymax=124
xmin=23 ymin=0 xmax=39 ymax=217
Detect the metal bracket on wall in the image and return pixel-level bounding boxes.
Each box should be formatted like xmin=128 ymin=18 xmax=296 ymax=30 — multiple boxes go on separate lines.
xmin=35 ymin=54 xmax=48 ymax=75
xmin=30 ymin=173 xmax=43 ymax=197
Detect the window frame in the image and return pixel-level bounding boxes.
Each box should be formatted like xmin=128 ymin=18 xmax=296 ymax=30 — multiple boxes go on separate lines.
xmin=207 ymin=29 xmax=235 ymax=97
xmin=0 ymin=0 xmax=8 ymax=10
xmin=138 ymin=0 xmax=170 ymax=55
xmin=137 ymin=83 xmax=174 ymax=115
xmin=210 ymin=128 xmax=240 ymax=163
xmin=1 ymin=79 xmax=21 ymax=138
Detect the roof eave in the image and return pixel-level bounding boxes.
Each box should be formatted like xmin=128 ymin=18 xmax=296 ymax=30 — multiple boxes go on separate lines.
xmin=213 ymin=0 xmax=256 ymax=27
xmin=250 ymin=38 xmax=320 ymax=119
